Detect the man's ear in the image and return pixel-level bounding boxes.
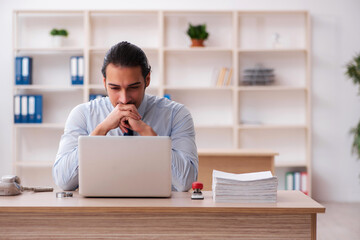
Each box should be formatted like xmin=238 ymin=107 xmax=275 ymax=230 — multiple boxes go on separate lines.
xmin=103 ymin=78 xmax=108 ymax=93
xmin=145 ymin=72 xmax=151 ymax=88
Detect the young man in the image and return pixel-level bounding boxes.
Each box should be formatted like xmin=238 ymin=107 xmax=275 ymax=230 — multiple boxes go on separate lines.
xmin=53 ymin=41 xmax=198 ymax=192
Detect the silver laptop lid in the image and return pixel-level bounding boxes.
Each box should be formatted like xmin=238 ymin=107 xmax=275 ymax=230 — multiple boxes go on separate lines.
xmin=78 ymin=136 xmax=172 ymax=197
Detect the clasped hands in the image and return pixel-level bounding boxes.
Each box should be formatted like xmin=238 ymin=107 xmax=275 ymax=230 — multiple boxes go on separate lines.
xmin=92 ymin=103 xmax=156 ymax=136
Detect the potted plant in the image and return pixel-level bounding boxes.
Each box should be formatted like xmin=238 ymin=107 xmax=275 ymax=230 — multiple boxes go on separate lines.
xmin=50 ymin=28 xmax=68 ymax=47
xmin=186 ymin=23 xmax=209 ymax=47
xmin=345 ymin=53 xmax=360 ymax=161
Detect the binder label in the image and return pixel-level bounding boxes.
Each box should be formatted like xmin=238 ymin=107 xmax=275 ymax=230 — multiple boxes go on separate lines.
xmin=22 ymin=58 xmax=29 ymax=77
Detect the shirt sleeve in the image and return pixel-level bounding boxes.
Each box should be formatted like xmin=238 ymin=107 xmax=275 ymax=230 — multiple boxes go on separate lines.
xmin=52 ymin=104 xmax=88 ymax=191
xmin=170 ymin=105 xmax=199 ymax=192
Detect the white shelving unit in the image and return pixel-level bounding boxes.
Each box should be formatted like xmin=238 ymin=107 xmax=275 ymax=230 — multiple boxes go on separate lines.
xmin=12 ymin=10 xmax=312 ymax=194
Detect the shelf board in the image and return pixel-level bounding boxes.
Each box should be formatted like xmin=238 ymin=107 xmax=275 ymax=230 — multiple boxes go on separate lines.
xmin=238 ymin=124 xmax=307 ymax=130
xmin=238 ymin=48 xmax=307 ymax=53
xmin=195 ymin=125 xmax=233 ymax=129
xmin=90 ymin=47 xmax=158 ymax=53
xmin=16 ymin=161 xmax=53 ymax=168
xmin=15 ymin=47 xmax=84 ymax=53
xmin=90 ymin=10 xmax=159 ymax=14
xmin=14 ymin=123 xmax=64 ymax=129
xmin=275 ymin=161 xmax=308 ymax=167
xmin=89 ymin=84 xmax=158 ymax=93
xmin=164 ymin=10 xmax=233 ymax=14
xmin=16 ymin=10 xmax=84 ymax=15
xmin=165 ymin=86 xmax=233 ymax=91
xmin=14 ymin=85 xmax=84 ymax=91
xmin=237 ymin=10 xmax=308 ymax=15
xmin=238 ymin=86 xmax=307 ymax=91
xmin=164 ymin=47 xmax=232 ymax=52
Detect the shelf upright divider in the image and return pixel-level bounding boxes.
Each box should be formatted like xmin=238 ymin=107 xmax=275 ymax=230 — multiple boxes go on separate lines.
xmin=233 ymin=11 xmax=239 ymax=149
xmin=12 ymin=10 xmax=18 ymax=175
xmin=305 ymin=11 xmax=312 ymax=196
xmin=84 ymin=10 xmax=90 ymax=103
xmin=158 ymin=10 xmax=165 ymax=98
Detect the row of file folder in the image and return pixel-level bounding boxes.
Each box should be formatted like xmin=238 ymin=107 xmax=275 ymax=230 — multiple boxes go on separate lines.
xmin=70 ymin=56 xmax=84 ymax=85
xmin=15 ymin=57 xmax=32 ymax=85
xmin=285 ymin=171 xmax=308 ymax=195
xmin=14 ymin=95 xmax=43 ymax=123
xmin=15 ymin=56 xmax=84 ymax=85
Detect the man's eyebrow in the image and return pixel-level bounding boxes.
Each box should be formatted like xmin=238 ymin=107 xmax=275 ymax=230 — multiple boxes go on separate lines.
xmin=107 ymin=82 xmax=141 ymax=88
xmin=128 ymin=81 xmax=142 ymax=87
xmin=108 ymin=83 xmax=120 ymax=87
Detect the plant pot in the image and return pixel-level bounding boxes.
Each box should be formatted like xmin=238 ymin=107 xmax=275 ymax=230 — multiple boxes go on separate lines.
xmin=51 ymin=36 xmax=65 ymax=48
xmin=191 ymin=39 xmax=204 ymax=47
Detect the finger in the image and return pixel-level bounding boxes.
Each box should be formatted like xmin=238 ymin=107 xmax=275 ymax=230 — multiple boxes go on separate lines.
xmin=120 ymin=110 xmax=141 ymax=121
xmin=119 ymin=125 xmax=127 ymax=133
xmin=119 ymin=119 xmax=130 ymax=132
xmin=118 ymin=104 xmax=141 ymax=119
xmin=120 ymin=118 xmax=131 ymax=129
xmin=130 ymin=112 xmax=141 ymax=120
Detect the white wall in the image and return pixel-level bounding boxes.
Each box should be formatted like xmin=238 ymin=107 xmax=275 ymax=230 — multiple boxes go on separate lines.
xmin=1 ymin=0 xmax=359 ymax=202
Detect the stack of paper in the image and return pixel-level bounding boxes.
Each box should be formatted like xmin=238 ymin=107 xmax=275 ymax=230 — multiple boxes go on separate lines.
xmin=212 ymin=170 xmax=278 ymax=203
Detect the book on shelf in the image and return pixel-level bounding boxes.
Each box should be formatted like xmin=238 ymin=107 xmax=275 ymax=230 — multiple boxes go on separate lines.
xmin=285 ymin=172 xmax=293 ymax=191
xmin=14 ymin=95 xmax=21 ymax=123
xmin=294 ymin=172 xmax=301 ymax=191
xmin=301 ymin=172 xmax=308 ymax=195
xmin=225 ymin=68 xmax=233 ymax=86
xmin=216 ymin=67 xmax=233 ymax=87
xmin=212 ymin=170 xmax=278 ymax=203
xmin=70 ymin=56 xmax=84 ymax=85
xmin=14 ymin=95 xmax=43 ymax=124
xmin=216 ymin=67 xmax=227 ymax=86
xmin=89 ymin=94 xmax=106 ymax=101
xmin=21 ymin=95 xmax=28 ymax=123
xmin=164 ymin=94 xmax=171 ymax=100
xmin=285 ymin=171 xmax=308 ymax=195
xmin=15 ymin=56 xmax=32 ymax=85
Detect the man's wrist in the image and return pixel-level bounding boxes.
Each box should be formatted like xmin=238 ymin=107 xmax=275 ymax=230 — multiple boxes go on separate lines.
xmin=91 ymin=123 xmax=109 ymax=136
xmin=138 ymin=124 xmax=157 ymax=136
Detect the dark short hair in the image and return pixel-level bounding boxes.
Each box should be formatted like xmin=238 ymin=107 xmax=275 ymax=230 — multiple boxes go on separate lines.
xmin=101 ymin=41 xmax=151 ymax=80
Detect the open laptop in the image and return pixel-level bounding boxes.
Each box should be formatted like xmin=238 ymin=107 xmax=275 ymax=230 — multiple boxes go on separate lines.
xmin=78 ymin=136 xmax=172 ymax=197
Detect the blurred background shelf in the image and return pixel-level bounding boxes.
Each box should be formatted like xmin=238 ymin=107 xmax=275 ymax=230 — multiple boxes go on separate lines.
xmin=12 ymin=10 xmax=311 ymax=194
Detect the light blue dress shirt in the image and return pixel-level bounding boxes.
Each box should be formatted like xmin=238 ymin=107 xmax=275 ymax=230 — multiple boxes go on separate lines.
xmin=53 ymin=94 xmax=199 ymax=192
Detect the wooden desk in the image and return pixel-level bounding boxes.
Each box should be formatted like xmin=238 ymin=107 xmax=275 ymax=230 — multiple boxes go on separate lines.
xmin=198 ymin=149 xmax=278 ymax=190
xmin=0 ymin=191 xmax=324 ymax=239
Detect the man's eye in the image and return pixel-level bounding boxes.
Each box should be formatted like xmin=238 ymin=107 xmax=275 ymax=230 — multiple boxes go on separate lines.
xmin=131 ymin=86 xmax=139 ymax=89
xmin=110 ymin=87 xmax=120 ymax=90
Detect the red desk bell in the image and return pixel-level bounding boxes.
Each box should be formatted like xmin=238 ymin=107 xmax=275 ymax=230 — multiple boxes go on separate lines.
xmin=191 ymin=181 xmax=204 ymax=200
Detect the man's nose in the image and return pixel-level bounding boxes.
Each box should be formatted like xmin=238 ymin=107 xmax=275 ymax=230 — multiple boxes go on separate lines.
xmin=118 ymin=91 xmax=130 ymax=104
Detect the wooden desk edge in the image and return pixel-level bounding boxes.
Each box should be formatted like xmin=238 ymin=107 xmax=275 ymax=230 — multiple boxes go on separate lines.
xmin=0 ymin=206 xmax=325 ymax=214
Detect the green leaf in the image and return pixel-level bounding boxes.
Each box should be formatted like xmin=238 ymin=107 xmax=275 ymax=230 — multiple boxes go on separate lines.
xmin=58 ymin=29 xmax=68 ymax=37
xmin=186 ymin=23 xmax=209 ymax=40
xmin=350 ymin=121 xmax=360 ymax=160
xmin=50 ymin=28 xmax=68 ymax=37
xmin=50 ymin=28 xmax=58 ymax=36
xmin=346 ymin=53 xmax=360 ymax=88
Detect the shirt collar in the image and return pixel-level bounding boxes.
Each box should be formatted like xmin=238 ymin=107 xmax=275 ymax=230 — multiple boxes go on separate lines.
xmin=137 ymin=93 xmax=148 ymax=117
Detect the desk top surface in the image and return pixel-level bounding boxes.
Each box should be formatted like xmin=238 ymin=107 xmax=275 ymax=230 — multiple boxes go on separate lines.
xmin=0 ymin=191 xmax=324 ymax=214
xmin=198 ymin=149 xmax=278 ymax=156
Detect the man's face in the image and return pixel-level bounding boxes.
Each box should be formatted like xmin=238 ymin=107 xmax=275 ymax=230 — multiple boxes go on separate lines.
xmin=103 ymin=63 xmax=150 ymax=109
